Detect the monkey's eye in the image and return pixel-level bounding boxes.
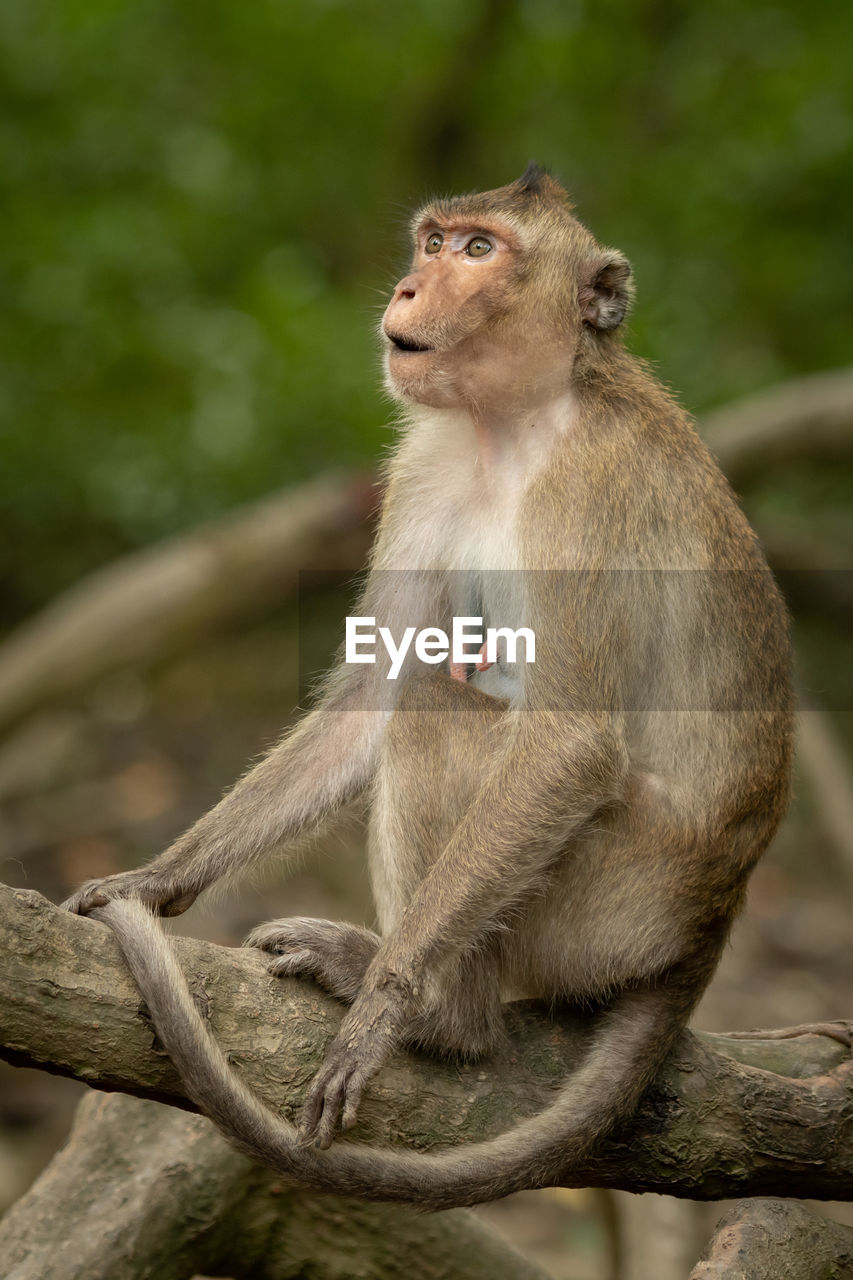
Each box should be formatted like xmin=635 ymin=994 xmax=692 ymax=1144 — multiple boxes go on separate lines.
xmin=465 ymin=237 xmax=493 ymax=258
xmin=424 ymin=233 xmax=444 ymax=254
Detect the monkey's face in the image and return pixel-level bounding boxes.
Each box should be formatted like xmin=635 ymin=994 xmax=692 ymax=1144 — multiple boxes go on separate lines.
xmin=381 ymin=173 xmax=634 ymax=414
xmin=381 ymin=215 xmax=575 ymax=412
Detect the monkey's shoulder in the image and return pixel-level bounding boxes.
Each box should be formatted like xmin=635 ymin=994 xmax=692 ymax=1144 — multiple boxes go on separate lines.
xmin=532 ymin=387 xmax=761 ymax=572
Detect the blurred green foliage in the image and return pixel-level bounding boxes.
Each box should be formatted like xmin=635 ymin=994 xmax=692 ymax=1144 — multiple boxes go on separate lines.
xmin=1 ymin=0 xmax=851 ymax=616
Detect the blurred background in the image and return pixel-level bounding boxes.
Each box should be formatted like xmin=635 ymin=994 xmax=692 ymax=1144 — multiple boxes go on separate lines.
xmin=0 ymin=2 xmax=851 ymax=1277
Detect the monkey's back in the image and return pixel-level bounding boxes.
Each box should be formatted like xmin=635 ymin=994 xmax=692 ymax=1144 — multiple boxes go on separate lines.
xmin=484 ymin=360 xmax=792 ymax=996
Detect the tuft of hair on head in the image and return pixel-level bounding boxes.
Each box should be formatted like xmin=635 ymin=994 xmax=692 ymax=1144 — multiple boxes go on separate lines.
xmin=515 ymin=162 xmax=550 ymax=194
xmin=511 ymin=163 xmax=573 ymax=211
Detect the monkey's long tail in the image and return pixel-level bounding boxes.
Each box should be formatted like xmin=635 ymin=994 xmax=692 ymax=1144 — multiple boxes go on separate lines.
xmin=95 ymin=898 xmax=694 ymax=1211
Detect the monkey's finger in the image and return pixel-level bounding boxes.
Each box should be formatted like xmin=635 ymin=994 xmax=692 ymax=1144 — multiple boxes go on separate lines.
xmin=313 ymin=1072 xmax=350 ymax=1149
xmin=298 ymin=1065 xmax=340 ymax=1146
xmin=267 ymin=949 xmax=314 ymax=979
xmin=294 ymin=1072 xmax=328 ymax=1147
xmin=244 ymin=920 xmax=289 ymax=951
xmin=300 ymin=1088 xmax=340 ymax=1150
xmin=60 ymin=886 xmax=110 ymax=915
xmin=341 ymin=1074 xmax=368 ymax=1131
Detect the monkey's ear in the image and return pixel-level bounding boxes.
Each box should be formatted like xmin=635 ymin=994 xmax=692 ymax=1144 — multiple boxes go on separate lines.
xmin=581 ymin=251 xmax=634 ymax=332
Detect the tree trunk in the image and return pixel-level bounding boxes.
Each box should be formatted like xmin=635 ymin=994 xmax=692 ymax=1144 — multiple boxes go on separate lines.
xmin=1 ymin=1090 xmax=548 ymax=1280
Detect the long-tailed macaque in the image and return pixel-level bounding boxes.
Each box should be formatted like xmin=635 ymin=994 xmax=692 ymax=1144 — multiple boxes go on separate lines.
xmin=64 ymin=166 xmax=793 ymax=1210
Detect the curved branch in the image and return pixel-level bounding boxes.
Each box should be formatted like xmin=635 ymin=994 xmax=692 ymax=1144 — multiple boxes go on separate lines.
xmin=0 ymin=473 xmax=376 ymax=733
xmin=701 ymin=364 xmax=853 ymax=481
xmin=1 ymin=884 xmax=851 ymax=1203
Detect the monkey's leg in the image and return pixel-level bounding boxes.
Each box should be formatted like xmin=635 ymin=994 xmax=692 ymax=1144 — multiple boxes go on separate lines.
xmin=250 ymin=920 xmax=503 ymax=1056
xmin=248 ymin=918 xmax=502 ymax=1055
xmin=245 ymin=677 xmax=507 ymax=1040
xmin=247 ymin=918 xmax=380 ymax=1004
xmin=407 ymin=949 xmax=504 ymax=1059
xmin=300 ymin=680 xmax=626 ymax=1147
xmin=379 ymin=671 xmax=509 ymax=1060
xmin=372 ymin=671 xmax=511 ymax=903
xmin=291 ymin=671 xmax=504 ymax=1081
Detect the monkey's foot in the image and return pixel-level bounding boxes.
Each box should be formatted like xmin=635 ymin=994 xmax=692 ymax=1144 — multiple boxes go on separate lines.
xmin=723 ymin=1021 xmax=852 ymax=1049
xmin=61 ymin=870 xmax=198 ymax=918
xmin=246 ymin=917 xmax=380 ymax=1004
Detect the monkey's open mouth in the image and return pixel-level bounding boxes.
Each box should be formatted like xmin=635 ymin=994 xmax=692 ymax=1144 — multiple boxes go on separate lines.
xmin=387 ymin=333 xmax=433 ymax=354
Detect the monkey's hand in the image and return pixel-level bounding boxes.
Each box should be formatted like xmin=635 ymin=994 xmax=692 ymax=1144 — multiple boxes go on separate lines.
xmin=61 ymin=869 xmax=198 ymax=918
xmin=298 ymin=978 xmax=409 ymax=1149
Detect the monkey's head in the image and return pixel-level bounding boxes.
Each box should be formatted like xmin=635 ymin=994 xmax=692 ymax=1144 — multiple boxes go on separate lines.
xmin=382 ymin=165 xmax=634 ymax=412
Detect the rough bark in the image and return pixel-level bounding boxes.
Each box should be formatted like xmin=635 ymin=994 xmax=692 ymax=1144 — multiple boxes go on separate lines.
xmin=1 ymin=883 xmax=851 ymax=1202
xmin=689 ymin=1198 xmax=853 ymax=1279
xmin=0 ymin=472 xmax=375 ymax=732
xmin=0 ymin=1091 xmax=547 ymax=1280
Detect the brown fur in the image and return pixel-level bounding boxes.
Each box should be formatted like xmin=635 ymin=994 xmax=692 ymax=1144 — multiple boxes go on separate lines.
xmin=65 ymin=168 xmax=793 ymax=1210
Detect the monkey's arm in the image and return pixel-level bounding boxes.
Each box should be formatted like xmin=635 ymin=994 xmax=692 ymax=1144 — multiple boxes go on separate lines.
xmin=300 ymin=710 xmax=628 ymax=1147
xmin=63 ymin=669 xmax=386 ymax=916
xmin=63 ymin=556 xmax=446 ymax=918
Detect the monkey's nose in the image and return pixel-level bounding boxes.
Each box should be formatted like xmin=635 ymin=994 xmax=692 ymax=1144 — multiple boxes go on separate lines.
xmin=391 ymin=273 xmax=419 ymax=303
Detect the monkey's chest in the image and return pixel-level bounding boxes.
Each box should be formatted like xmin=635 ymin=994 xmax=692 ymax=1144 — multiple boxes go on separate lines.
xmin=441 ymin=494 xmax=528 ymax=695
